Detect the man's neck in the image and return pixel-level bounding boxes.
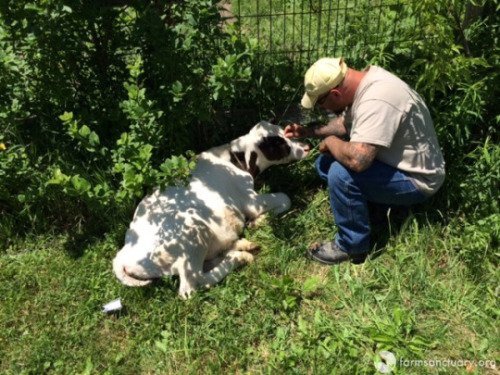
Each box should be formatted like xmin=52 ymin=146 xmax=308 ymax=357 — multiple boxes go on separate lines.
xmin=343 ymin=69 xmax=366 ymax=103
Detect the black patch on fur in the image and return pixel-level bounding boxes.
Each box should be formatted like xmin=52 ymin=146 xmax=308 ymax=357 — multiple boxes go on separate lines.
xmin=248 ymin=151 xmax=260 ymax=177
xmin=230 ymin=150 xmax=260 ymax=178
xmin=230 ymin=151 xmax=247 ymax=170
xmin=258 ymin=136 xmax=291 ymax=161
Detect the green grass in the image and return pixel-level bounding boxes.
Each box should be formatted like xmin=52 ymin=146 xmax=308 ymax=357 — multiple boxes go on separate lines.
xmin=1 ymin=159 xmax=498 ymax=374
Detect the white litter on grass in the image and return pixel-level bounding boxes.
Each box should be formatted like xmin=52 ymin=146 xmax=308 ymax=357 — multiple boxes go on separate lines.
xmin=374 ymin=351 xmax=397 ymax=373
xmin=102 ymin=298 xmax=122 ymax=313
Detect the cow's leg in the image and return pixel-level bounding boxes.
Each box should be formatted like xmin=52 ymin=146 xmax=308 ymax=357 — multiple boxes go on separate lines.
xmin=232 ymin=238 xmax=260 ymax=253
xmin=244 ymin=192 xmax=291 ymax=219
xmin=199 ymin=239 xmax=255 ymax=289
xmin=203 ymin=239 xmax=259 ymax=272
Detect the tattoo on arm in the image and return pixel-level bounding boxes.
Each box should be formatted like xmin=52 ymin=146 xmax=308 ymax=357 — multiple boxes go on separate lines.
xmin=346 ymin=142 xmax=378 ymax=172
xmin=312 ymin=116 xmax=347 ymax=138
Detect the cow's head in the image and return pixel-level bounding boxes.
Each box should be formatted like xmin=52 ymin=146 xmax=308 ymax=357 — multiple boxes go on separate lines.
xmin=230 ymin=121 xmax=310 ymax=177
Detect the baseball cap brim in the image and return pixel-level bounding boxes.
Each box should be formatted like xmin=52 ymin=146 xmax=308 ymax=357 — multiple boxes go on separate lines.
xmin=301 ymin=92 xmax=316 ymax=109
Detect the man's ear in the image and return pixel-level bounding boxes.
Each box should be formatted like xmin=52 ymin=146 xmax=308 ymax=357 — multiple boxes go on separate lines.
xmin=331 ymin=87 xmax=342 ymax=97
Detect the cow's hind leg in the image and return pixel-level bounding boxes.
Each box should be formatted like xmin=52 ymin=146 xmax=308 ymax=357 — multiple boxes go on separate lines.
xmin=233 ymin=238 xmax=260 ymax=253
xmin=245 ymin=192 xmax=292 ymax=219
xmin=200 ymin=239 xmax=256 ymax=289
xmin=203 ymin=238 xmax=259 ymax=272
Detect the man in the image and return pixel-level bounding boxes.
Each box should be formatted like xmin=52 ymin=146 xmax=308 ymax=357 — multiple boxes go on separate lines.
xmin=285 ymin=57 xmax=445 ymax=265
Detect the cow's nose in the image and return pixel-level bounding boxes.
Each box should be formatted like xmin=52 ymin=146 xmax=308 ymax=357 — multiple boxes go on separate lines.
xmin=300 ymin=142 xmax=311 ymax=156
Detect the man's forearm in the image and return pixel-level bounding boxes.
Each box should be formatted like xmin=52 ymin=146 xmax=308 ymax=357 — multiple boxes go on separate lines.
xmin=309 ymin=116 xmax=348 ymax=138
xmin=321 ymin=136 xmax=378 ymax=173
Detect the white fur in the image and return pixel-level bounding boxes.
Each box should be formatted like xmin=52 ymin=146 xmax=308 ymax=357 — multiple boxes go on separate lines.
xmin=112 ymin=121 xmax=309 ymax=299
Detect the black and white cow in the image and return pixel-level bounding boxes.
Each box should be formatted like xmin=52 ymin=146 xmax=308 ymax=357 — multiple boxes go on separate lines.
xmin=113 ymin=121 xmax=310 ymax=298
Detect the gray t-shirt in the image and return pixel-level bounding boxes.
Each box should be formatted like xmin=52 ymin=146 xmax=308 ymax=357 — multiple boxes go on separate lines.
xmin=345 ymin=66 xmax=445 ymax=195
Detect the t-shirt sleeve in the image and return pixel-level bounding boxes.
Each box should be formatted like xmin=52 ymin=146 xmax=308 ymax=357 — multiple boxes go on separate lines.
xmin=350 ymin=98 xmax=405 ymax=148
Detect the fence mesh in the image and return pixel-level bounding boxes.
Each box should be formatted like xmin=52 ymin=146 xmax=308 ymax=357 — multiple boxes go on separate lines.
xmin=231 ymin=0 xmax=420 ymax=67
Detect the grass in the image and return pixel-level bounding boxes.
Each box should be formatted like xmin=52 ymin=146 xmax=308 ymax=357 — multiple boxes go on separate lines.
xmin=1 ymin=0 xmax=497 ymax=372
xmin=1 ymin=157 xmax=498 ymax=374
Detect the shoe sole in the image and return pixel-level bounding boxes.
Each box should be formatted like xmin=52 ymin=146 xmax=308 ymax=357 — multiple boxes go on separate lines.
xmin=308 ymin=250 xmax=367 ymax=265
xmin=308 ymin=250 xmax=349 ymax=265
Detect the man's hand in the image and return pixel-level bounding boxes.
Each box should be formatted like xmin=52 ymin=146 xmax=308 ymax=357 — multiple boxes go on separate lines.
xmin=318 ymin=139 xmax=330 ymax=153
xmin=284 ymin=123 xmax=310 ymax=139
xmin=285 ymin=115 xmax=347 ymax=140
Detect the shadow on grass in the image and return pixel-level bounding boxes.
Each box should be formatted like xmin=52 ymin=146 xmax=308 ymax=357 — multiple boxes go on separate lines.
xmin=259 ymin=160 xmax=448 ymax=261
xmin=368 ymin=198 xmax=448 ymax=260
xmin=255 ymin=155 xmax=323 ymax=235
xmin=63 ymin=219 xmax=127 ymax=259
xmin=139 ymin=276 xmax=179 ymax=297
xmin=64 ymin=230 xmax=104 ymax=259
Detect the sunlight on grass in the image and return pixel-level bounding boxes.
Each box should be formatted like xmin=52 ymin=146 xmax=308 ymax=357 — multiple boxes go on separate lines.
xmin=1 ymin=188 xmax=498 ymax=373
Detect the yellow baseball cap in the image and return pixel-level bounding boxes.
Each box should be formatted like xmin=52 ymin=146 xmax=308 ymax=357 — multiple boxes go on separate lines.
xmin=301 ymin=57 xmax=348 ymax=109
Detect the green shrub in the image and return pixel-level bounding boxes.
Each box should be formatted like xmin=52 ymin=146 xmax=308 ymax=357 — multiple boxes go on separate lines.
xmin=0 ymin=1 xmax=265 ymax=242
xmin=409 ymin=0 xmax=498 ymax=157
xmin=0 ymin=0 xmax=498 ymax=243
xmin=453 ymin=138 xmax=499 ymax=217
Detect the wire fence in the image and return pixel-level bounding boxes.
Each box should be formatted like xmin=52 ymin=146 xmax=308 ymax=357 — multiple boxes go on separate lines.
xmin=229 ymin=0 xmax=420 ymax=67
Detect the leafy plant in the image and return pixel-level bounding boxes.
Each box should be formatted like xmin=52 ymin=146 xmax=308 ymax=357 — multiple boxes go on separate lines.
xmin=458 ymin=138 xmax=499 ymax=216
xmin=368 ymin=307 xmax=436 ymax=356
xmin=409 ymin=0 xmax=498 ymax=158
xmin=0 ymin=0 xmax=259 ymax=238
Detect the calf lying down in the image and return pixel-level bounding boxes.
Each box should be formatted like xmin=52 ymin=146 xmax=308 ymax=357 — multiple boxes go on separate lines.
xmin=113 ymin=121 xmax=310 ymax=298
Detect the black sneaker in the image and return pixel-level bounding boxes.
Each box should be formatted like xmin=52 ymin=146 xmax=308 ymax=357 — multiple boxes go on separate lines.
xmin=308 ymin=241 xmax=367 ymax=265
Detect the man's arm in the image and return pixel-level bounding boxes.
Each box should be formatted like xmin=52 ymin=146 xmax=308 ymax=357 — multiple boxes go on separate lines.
xmin=319 ymin=136 xmax=379 ymax=172
xmin=310 ymin=116 xmax=348 ymax=138
xmin=284 ymin=116 xmax=347 ymax=139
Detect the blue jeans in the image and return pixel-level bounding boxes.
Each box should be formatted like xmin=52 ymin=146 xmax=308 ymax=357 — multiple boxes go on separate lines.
xmin=315 ymin=154 xmax=428 ymax=255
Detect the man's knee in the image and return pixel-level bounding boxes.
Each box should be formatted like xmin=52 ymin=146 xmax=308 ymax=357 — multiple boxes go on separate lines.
xmin=315 ymin=153 xmax=335 ymax=181
xmin=327 ymin=161 xmax=354 ymax=189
